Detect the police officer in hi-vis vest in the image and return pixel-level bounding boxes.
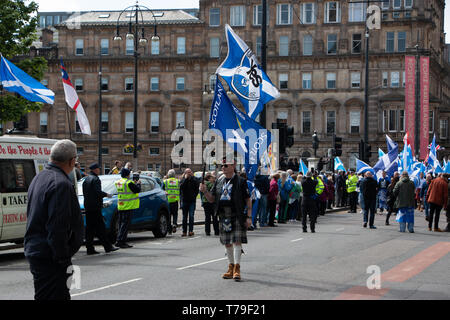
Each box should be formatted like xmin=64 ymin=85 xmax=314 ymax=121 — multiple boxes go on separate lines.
xmin=163 ymin=169 xmax=180 ymax=234
xmin=346 ymin=170 xmax=359 ymax=213
xmin=115 ymin=168 xmax=141 ymax=248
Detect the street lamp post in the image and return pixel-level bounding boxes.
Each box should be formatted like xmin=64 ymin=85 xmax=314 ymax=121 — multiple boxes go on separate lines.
xmin=114 ymin=1 xmax=159 ymax=170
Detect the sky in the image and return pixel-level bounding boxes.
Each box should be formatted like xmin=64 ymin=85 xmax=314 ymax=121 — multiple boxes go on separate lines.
xmin=34 ymin=0 xmax=450 ymax=43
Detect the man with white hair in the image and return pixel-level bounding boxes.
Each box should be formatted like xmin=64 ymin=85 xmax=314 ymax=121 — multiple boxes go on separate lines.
xmin=163 ymin=169 xmax=180 ymax=234
xmin=24 ymin=140 xmax=84 ymax=300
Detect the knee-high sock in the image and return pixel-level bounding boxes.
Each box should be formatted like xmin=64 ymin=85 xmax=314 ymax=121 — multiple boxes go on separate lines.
xmin=226 ymin=246 xmax=234 ymax=264
xmin=233 ymin=244 xmax=242 ymax=265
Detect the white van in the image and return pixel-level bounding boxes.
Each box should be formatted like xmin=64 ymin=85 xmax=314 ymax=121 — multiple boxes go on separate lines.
xmin=0 ymin=135 xmax=58 ymax=244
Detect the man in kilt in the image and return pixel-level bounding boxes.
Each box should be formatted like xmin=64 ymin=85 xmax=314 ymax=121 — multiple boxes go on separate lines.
xmin=200 ymin=156 xmax=252 ymax=281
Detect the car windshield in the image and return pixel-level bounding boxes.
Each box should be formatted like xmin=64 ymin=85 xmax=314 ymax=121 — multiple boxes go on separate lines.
xmin=77 ymin=175 xmax=121 ymax=196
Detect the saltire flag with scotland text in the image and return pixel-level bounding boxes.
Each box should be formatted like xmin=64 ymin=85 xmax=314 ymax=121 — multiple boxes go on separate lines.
xmin=60 ymin=59 xmax=91 ymax=135
xmin=0 ymin=54 xmax=54 ymax=104
xmin=216 ymin=24 xmax=280 ymax=120
xmin=209 ymin=79 xmax=271 ymax=181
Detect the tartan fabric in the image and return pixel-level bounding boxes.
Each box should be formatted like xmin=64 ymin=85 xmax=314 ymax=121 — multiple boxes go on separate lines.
xmin=219 ymin=213 xmax=247 ymax=245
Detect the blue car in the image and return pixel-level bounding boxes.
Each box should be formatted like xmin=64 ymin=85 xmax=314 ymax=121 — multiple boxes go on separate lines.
xmin=77 ymin=174 xmax=170 ymax=240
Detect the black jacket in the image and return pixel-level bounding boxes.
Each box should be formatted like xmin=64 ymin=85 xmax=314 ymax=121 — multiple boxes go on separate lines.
xmin=302 ymin=177 xmax=318 ymax=197
xmin=83 ymin=172 xmax=107 ymax=211
xmin=180 ymin=176 xmax=200 ymax=203
xmin=254 ymin=174 xmax=270 ymax=195
xmin=360 ymin=177 xmax=378 ymax=203
xmin=24 ymin=163 xmax=84 ymax=264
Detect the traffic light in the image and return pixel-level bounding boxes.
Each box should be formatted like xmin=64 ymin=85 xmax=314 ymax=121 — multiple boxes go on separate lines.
xmin=286 ymin=126 xmax=294 ymax=148
xmin=364 ymin=143 xmax=372 ymax=162
xmin=333 ymin=135 xmax=343 ymax=156
xmin=359 ymin=140 xmax=364 ymax=160
xmin=273 ymin=122 xmax=286 ymax=155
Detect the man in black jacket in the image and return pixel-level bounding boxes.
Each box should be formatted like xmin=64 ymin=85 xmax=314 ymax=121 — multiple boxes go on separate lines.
xmin=24 ymin=139 xmax=84 ymax=300
xmin=360 ymin=171 xmax=378 ymax=229
xmin=336 ymin=171 xmax=345 ymax=207
xmin=83 ymin=163 xmax=118 ymax=255
xmin=301 ymin=171 xmax=318 ymax=233
xmin=179 ymin=168 xmax=200 ymax=236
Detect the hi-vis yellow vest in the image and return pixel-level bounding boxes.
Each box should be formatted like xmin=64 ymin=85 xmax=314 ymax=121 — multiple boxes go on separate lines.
xmin=346 ymin=175 xmax=358 ymax=193
xmin=164 ymin=178 xmax=180 ymax=203
xmin=315 ymin=177 xmax=324 ymax=195
xmin=115 ymin=178 xmax=139 ymax=211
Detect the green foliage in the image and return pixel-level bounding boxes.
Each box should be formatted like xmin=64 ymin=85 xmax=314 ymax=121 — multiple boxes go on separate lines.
xmin=0 ymin=1 xmax=50 ymax=124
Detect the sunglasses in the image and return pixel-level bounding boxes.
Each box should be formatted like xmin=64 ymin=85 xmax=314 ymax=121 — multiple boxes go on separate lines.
xmin=221 ymin=164 xmax=230 ymax=168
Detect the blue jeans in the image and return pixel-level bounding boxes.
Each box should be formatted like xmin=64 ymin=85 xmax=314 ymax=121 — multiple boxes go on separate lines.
xmin=423 ymin=200 xmax=429 ymax=218
xmin=182 ymin=201 xmax=196 ymax=233
xmin=257 ymin=194 xmax=268 ymax=226
xmin=251 ymin=199 xmax=259 ymax=226
xmin=399 ymin=222 xmax=414 ymax=232
xmin=289 ymin=200 xmax=299 ymax=220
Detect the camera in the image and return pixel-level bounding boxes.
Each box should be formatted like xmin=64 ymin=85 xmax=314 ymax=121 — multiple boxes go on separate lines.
xmin=132 ymin=173 xmax=140 ymax=181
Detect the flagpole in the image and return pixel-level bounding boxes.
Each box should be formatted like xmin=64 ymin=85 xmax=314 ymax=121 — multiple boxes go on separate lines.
xmin=259 ymin=0 xmax=267 ymax=129
xmin=66 ymin=106 xmax=72 ymax=140
xmin=98 ymin=51 xmax=103 ymax=171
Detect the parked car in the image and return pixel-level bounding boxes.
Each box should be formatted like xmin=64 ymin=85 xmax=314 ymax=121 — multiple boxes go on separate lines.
xmin=140 ymin=171 xmax=163 ymax=187
xmin=77 ymin=174 xmax=170 ymax=240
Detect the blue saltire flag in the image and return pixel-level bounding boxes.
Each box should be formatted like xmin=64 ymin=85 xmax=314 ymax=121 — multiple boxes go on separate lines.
xmin=209 ymin=79 xmax=271 ymax=181
xmin=435 ymin=163 xmax=444 ymax=174
xmin=402 ymin=142 xmax=414 ymax=174
xmin=0 ymin=54 xmax=54 ymax=104
xmin=216 ymin=24 xmax=280 ymax=120
xmin=334 ymin=157 xmax=346 ymax=172
xmin=356 ymin=159 xmax=374 ymax=175
xmin=299 ymin=158 xmax=308 ymax=175
xmin=444 ymin=161 xmax=450 ymax=174
xmin=386 ymin=134 xmax=398 ymax=153
xmin=378 ymin=148 xmax=385 ymax=158
xmin=428 ymin=134 xmax=438 ymax=170
xmin=374 ymin=144 xmax=398 ymax=180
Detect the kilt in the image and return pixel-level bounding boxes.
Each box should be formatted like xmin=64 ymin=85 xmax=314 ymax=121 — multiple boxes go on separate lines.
xmin=218 ymin=207 xmax=247 ymax=245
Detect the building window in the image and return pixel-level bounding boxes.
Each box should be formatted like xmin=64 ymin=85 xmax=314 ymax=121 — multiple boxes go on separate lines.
xmin=327 ymin=73 xmax=336 ymax=89
xmin=75 ymin=78 xmax=83 ymax=91
xmin=402 ymin=71 xmax=406 ymax=87
xmin=393 ymin=11 xmax=400 ymax=19
xmin=101 ymin=147 xmax=109 ymax=155
xmin=150 ymin=77 xmax=159 ymax=91
xmin=76 ymin=147 xmax=84 ymax=155
xmin=104 ymin=164 xmax=110 ymax=175
xmin=101 ymin=39 xmax=109 ymax=55
xmin=151 ymin=39 xmax=160 ymax=55
xmin=350 ymin=111 xmax=360 ymax=133
xmin=301 ymin=3 xmax=315 ymax=24
xmin=230 ymin=6 xmax=246 ymax=26
xmin=302 ymin=111 xmax=311 ymax=133
xmin=326 ymin=111 xmax=336 ymax=134
xmin=303 ymin=35 xmax=313 ymax=55
xmin=279 ymin=73 xmax=288 ymax=89
xmin=429 ymin=111 xmax=434 ymax=133
xmin=404 ymin=0 xmax=413 ymax=9
xmin=389 ymin=110 xmax=397 ymax=132
xmin=40 ymin=112 xmax=48 ymax=134
xmin=54 ymin=16 xmax=60 ymax=25
xmin=177 ymin=37 xmax=186 ymax=55
xmin=75 ymin=39 xmax=84 ymax=55
xmin=325 ymin=1 xmax=340 ymax=23
xmin=398 ymin=32 xmax=406 ymax=52
xmin=176 ymin=112 xmax=185 ymax=129
xmin=150 ymin=148 xmax=160 ymax=156
xmin=390 ymin=71 xmax=400 ymax=87
xmin=75 ymin=115 xmax=81 ymax=133
xmin=147 ymin=164 xmax=154 ymax=171
xmin=302 ymin=73 xmax=312 ymax=89
xmin=393 ymin=0 xmax=401 ymax=9
xmin=382 ymin=0 xmax=390 ymax=10
xmin=39 ymin=16 xmax=46 ymax=28
xmin=125 ymin=77 xmax=134 ymax=91
xmin=101 ymin=112 xmax=108 ymax=132
xmin=176 ymin=77 xmax=185 ymax=91
xmin=277 ymin=4 xmax=292 ymax=25
xmin=46 ymin=15 xmax=53 ymax=26
xmin=386 ymin=32 xmax=395 ymax=53
xmin=382 ymin=71 xmax=388 ymax=87
xmin=126 ymin=38 xmax=134 ymax=55
xmin=351 ymin=72 xmax=361 ymax=88
xmin=279 ymin=36 xmax=289 ymax=56
xmin=125 ymin=112 xmax=134 ymax=133
xmin=349 ymin=2 xmax=365 ymax=22
xmin=151 ymin=112 xmax=159 ymax=133
xmin=352 ymin=34 xmax=362 ymax=54
xmin=209 ymin=8 xmax=220 ymax=26
xmin=210 ymin=37 xmax=220 ymax=58
xmin=440 ymin=119 xmax=448 ymax=139
xmin=209 ymin=74 xmax=216 ymax=91
xmin=327 ymin=34 xmax=337 ymax=55
xmin=399 ymin=109 xmax=405 ymax=132
xmin=253 ymin=5 xmax=269 ymax=26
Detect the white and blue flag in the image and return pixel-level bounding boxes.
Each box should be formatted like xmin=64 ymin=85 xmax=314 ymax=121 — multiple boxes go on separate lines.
xmin=378 ymin=148 xmax=385 ymax=158
xmin=428 ymin=134 xmax=438 ymax=170
xmin=0 ymin=55 xmax=54 ymax=104
xmin=356 ymin=159 xmax=374 ymax=175
xmin=216 ymin=24 xmax=280 ymax=120
xmin=386 ymin=134 xmax=398 ymax=153
xmin=444 ymin=161 xmax=450 ymax=174
xmin=209 ymin=79 xmax=272 ymax=181
xmin=334 ymin=157 xmax=346 ymax=172
xmin=299 ymin=159 xmax=308 ymax=175
xmin=373 ymin=146 xmax=398 ymax=180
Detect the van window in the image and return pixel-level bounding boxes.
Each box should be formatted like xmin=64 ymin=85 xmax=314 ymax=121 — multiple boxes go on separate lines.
xmin=0 ymin=160 xmax=36 ymax=193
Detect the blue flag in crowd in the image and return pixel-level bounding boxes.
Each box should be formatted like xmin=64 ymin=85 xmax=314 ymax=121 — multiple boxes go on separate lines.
xmin=209 ymin=79 xmax=271 ymax=181
xmin=435 ymin=163 xmax=443 ymax=174
xmin=356 ymin=159 xmax=374 ymax=175
xmin=428 ymin=134 xmax=438 ymax=169
xmin=373 ymin=145 xmax=398 ymax=180
xmin=334 ymin=157 xmax=346 ymax=172
xmin=444 ymin=161 xmax=450 ymax=174
xmin=378 ymin=148 xmax=385 ymax=158
xmin=0 ymin=55 xmax=54 ymax=104
xmin=386 ymin=134 xmax=398 ymax=153
xmin=299 ymin=159 xmax=308 ymax=175
xmin=216 ymin=24 xmax=280 ymax=120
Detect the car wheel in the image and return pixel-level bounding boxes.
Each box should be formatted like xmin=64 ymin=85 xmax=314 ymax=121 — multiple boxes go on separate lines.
xmin=108 ymin=211 xmax=119 ymax=244
xmin=152 ymin=209 xmax=168 ymax=238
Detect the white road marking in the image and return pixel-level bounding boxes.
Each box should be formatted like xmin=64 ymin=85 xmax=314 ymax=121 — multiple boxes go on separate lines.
xmin=183 ymin=236 xmax=201 ymax=241
xmin=336 ymin=228 xmax=345 ymax=232
xmin=71 ymin=278 xmax=143 ymax=297
xmin=290 ymin=238 xmax=303 ymax=243
xmin=177 ymin=257 xmax=227 ymax=270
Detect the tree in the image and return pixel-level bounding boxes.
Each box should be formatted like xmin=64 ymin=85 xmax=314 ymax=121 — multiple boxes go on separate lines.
xmin=0 ymin=0 xmax=49 ymax=124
